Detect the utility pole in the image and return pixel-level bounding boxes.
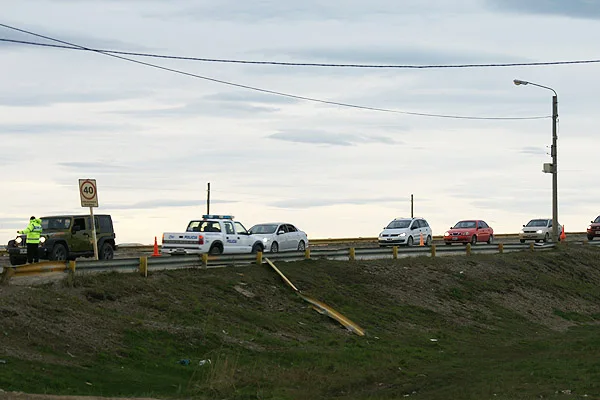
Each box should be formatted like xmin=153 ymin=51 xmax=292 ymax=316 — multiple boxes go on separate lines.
xmin=206 ymin=182 xmax=210 ymax=215
xmin=411 ymin=194 xmax=414 ymax=218
xmin=551 ymin=95 xmax=558 ymax=243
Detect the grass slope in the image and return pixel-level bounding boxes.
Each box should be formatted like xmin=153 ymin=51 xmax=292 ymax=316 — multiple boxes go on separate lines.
xmin=2 ymin=246 xmax=600 ymax=399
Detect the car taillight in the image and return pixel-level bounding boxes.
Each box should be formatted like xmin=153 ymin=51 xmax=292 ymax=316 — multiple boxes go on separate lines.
xmin=161 ymin=234 xmax=165 ymax=244
xmin=198 ymin=235 xmax=204 ymax=245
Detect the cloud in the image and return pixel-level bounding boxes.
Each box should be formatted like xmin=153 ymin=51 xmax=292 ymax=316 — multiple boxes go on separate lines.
xmin=202 ymin=91 xmax=300 ymax=105
xmin=58 ymin=162 xmax=130 ymax=172
xmin=108 ymin=199 xmax=237 ymax=210
xmin=111 ymin=99 xmax=282 ymax=118
xmin=269 ymin=196 xmax=401 ymax=209
xmin=519 ymin=146 xmax=547 ymax=155
xmin=0 ymin=123 xmax=129 ymax=135
xmin=0 ymin=89 xmax=149 ymax=107
xmin=0 ymin=217 xmax=27 ymax=230
xmin=268 ymin=129 xmax=400 ymax=146
xmin=486 ymin=0 xmax=600 ymax=19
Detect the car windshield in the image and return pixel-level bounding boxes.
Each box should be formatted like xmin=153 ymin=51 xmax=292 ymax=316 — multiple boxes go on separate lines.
xmin=595 ymin=216 xmax=600 ymax=223
xmin=526 ymin=219 xmax=548 ymax=227
xmin=386 ymin=220 xmax=411 ymax=229
xmin=453 ymin=221 xmax=476 ymax=229
xmin=41 ymin=217 xmax=71 ymax=230
xmin=250 ymin=224 xmax=278 ymax=234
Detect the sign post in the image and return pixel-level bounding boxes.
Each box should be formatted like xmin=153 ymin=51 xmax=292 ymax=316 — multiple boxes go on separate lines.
xmin=79 ymin=179 xmax=99 ymax=260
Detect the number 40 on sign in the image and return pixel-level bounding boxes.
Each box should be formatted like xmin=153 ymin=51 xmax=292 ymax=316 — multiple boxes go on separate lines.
xmin=79 ymin=179 xmax=99 ymax=207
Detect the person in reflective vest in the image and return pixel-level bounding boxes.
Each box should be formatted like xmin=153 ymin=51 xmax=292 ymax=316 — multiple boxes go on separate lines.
xmin=18 ymin=216 xmax=43 ymax=263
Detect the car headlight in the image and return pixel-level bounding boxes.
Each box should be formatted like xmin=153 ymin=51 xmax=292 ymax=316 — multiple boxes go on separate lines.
xmin=520 ymin=229 xmax=524 ymax=234
xmin=15 ymin=236 xmax=22 ymax=244
xmin=588 ymin=225 xmax=592 ymax=230
xmin=444 ymin=231 xmax=449 ymax=236
xmin=536 ymin=230 xmax=543 ymax=234
xmin=40 ymin=236 xmax=46 ymax=244
xmin=399 ymin=232 xmax=406 ymax=237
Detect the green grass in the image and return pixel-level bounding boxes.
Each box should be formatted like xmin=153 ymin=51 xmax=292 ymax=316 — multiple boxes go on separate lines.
xmin=2 ymin=246 xmax=600 ymax=399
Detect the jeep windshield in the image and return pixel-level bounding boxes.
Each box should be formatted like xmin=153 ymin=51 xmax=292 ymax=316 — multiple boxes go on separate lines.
xmin=526 ymin=219 xmax=548 ymax=227
xmin=386 ymin=220 xmax=411 ymax=229
xmin=41 ymin=217 xmax=71 ymax=231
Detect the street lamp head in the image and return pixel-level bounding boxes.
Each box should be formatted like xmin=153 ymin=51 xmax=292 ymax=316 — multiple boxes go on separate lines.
xmin=513 ymin=79 xmax=529 ymax=86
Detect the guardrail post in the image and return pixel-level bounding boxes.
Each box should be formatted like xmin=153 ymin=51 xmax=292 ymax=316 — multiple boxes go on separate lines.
xmin=256 ymin=251 xmax=263 ymax=264
xmin=431 ymin=244 xmax=436 ymax=257
xmin=66 ymin=261 xmax=76 ymax=287
xmin=529 ymin=243 xmax=535 ymax=252
xmin=1 ymin=267 xmax=15 ymax=285
xmin=466 ymin=243 xmax=472 ymax=256
xmin=304 ymin=248 xmax=311 ymax=259
xmin=139 ymin=256 xmax=148 ymax=277
xmin=498 ymin=243 xmax=504 ymax=254
xmin=201 ymin=253 xmax=208 ymax=268
xmin=349 ymin=247 xmax=356 ymax=261
xmin=392 ymin=246 xmax=398 ymax=259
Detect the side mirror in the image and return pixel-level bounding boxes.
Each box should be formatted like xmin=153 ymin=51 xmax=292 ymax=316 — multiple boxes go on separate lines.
xmin=522 ymin=224 xmax=525 ymax=227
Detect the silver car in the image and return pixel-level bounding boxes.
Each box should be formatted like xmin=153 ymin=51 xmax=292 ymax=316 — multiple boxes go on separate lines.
xmin=248 ymin=223 xmax=308 ymax=253
xmin=519 ymin=219 xmax=561 ymax=243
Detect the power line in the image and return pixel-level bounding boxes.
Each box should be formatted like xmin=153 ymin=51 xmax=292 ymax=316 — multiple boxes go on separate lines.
xmin=0 ymin=23 xmax=549 ymax=120
xmin=2 ymin=37 xmax=600 ymax=69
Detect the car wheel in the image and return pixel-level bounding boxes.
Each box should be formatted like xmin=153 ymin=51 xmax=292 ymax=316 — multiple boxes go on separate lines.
xmin=270 ymin=242 xmax=279 ymax=253
xmin=50 ymin=244 xmax=68 ymax=261
xmin=407 ymin=236 xmax=414 ymax=247
xmin=297 ymin=241 xmax=306 ymax=251
xmin=209 ymin=244 xmax=223 ymax=255
xmin=588 ymin=235 xmax=594 ymax=241
xmin=520 ymin=239 xmax=525 ymax=243
xmin=251 ymin=243 xmax=263 ymax=254
xmin=100 ymin=243 xmax=114 ymax=260
xmin=487 ymin=235 xmax=494 ymax=245
xmin=471 ymin=235 xmax=477 ymax=245
xmin=543 ymin=233 xmax=550 ymax=243
xmin=426 ymin=235 xmax=432 ymax=246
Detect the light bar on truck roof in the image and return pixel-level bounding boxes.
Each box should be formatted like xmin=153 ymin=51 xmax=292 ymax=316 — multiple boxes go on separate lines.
xmin=202 ymin=214 xmax=234 ymax=220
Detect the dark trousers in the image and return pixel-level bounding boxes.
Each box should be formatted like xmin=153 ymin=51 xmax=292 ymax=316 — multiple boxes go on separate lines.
xmin=26 ymin=243 xmax=39 ymax=263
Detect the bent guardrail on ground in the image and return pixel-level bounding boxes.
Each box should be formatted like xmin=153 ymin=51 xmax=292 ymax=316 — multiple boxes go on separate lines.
xmin=4 ymin=240 xmax=595 ymax=285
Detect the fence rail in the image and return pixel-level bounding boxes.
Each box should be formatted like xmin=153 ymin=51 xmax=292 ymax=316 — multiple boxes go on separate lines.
xmin=4 ymin=240 xmax=596 ymax=284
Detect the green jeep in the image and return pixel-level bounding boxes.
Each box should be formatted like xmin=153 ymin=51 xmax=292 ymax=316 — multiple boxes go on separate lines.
xmin=7 ymin=214 xmax=116 ymax=265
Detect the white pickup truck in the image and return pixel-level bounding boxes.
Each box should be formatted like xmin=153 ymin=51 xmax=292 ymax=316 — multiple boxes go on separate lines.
xmin=161 ymin=215 xmax=265 ymax=255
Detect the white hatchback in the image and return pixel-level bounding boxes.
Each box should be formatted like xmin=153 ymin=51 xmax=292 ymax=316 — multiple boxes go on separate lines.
xmin=378 ymin=217 xmax=433 ymax=247
xmin=248 ymin=223 xmax=309 ymax=253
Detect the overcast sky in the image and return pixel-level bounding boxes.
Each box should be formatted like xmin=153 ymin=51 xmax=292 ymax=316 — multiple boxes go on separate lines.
xmin=1 ymin=0 xmax=599 ymax=244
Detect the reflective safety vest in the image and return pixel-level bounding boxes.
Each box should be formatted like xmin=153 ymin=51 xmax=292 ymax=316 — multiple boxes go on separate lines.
xmin=19 ymin=218 xmax=43 ymax=244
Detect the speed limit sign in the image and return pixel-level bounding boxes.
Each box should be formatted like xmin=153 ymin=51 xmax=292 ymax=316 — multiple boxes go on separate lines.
xmin=79 ymin=179 xmax=99 ymax=207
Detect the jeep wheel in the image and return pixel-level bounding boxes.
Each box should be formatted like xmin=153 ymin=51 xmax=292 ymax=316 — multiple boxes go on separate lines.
xmin=270 ymin=242 xmax=279 ymax=253
xmin=100 ymin=243 xmax=114 ymax=260
xmin=209 ymin=244 xmax=223 ymax=255
xmin=50 ymin=244 xmax=68 ymax=261
xmin=9 ymin=255 xmax=26 ymax=266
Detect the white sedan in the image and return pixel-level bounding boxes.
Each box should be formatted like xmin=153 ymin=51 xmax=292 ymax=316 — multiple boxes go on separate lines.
xmin=248 ymin=223 xmax=309 ymax=253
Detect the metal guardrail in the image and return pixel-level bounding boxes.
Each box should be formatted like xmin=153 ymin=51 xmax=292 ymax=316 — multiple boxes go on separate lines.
xmin=5 ymin=241 xmax=596 ymax=284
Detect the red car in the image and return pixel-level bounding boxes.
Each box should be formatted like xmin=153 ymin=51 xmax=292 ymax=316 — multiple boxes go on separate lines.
xmin=587 ymin=216 xmax=600 ymax=241
xmin=444 ymin=220 xmax=494 ymax=245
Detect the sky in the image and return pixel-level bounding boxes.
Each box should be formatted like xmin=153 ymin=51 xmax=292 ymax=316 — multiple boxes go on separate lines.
xmin=1 ymin=0 xmax=600 ymax=244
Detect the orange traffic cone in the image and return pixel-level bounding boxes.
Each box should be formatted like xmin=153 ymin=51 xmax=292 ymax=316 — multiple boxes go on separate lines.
xmin=152 ymin=236 xmax=161 ymax=257
xmin=419 ymin=232 xmax=424 ymax=246
xmin=560 ymin=225 xmax=566 ymax=242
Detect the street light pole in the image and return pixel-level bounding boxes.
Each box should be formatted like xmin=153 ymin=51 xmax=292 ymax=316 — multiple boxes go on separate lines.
xmin=513 ymin=79 xmax=559 ymax=242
